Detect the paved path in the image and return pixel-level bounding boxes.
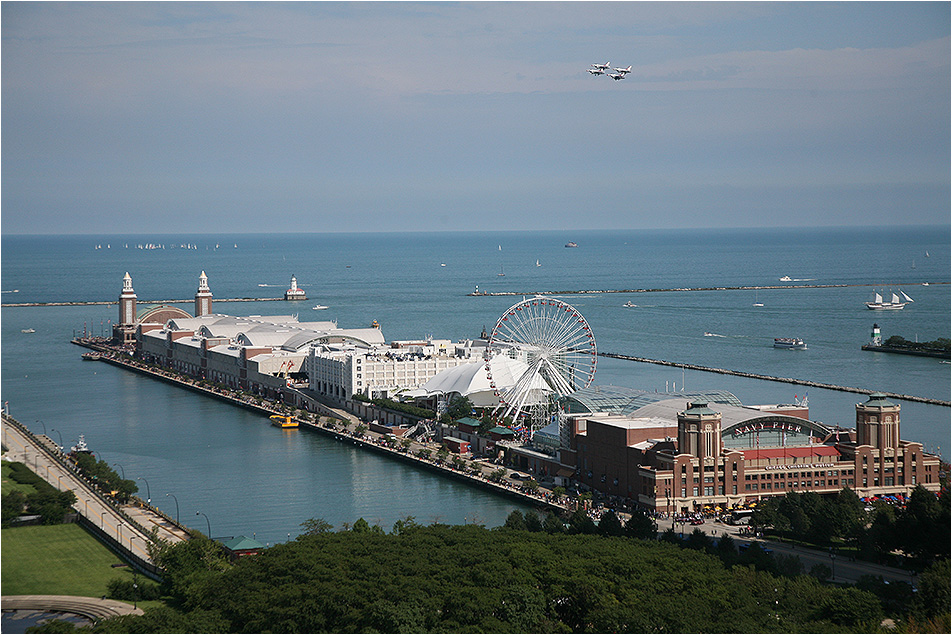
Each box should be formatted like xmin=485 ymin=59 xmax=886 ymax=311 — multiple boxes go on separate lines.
xmin=1 ymin=595 xmax=143 ymax=619
xmin=658 ymin=517 xmax=918 ymax=585
xmin=2 ymin=416 xmax=187 ymax=565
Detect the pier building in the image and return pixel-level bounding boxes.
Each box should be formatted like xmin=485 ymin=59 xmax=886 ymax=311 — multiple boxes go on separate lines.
xmin=494 ymin=387 xmax=941 ymax=514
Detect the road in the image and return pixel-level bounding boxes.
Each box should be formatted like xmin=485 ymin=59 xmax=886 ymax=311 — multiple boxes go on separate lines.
xmin=2 ymin=416 xmax=187 ymax=566
xmin=657 ymin=516 xmax=918 ymax=585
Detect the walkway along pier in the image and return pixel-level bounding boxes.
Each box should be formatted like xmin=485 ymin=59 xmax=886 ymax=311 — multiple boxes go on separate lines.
xmin=598 ymin=351 xmax=951 ymax=407
xmin=70 ymin=339 xmax=570 ymax=516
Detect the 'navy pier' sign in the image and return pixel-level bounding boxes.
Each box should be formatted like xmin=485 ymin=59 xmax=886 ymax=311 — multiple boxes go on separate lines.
xmin=731 ymin=421 xmax=803 ymax=436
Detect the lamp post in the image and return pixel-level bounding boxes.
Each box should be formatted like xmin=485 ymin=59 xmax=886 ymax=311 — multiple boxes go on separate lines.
xmin=100 ymin=510 xmax=106 ymax=529
xmin=112 ymin=463 xmax=125 ymax=479
xmin=50 ymin=429 xmax=63 ymax=450
xmin=137 ymin=477 xmax=151 ymax=505
xmin=118 ymin=522 xmax=124 ymax=544
xmin=35 ymin=419 xmax=46 ymax=435
xmin=166 ymin=493 xmax=180 ymax=524
xmin=196 ymin=511 xmax=212 ymax=537
xmin=829 ymin=547 xmax=836 ymax=581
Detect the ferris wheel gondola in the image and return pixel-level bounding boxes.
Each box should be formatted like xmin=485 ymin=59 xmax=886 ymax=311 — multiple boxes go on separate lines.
xmin=485 ymin=296 xmax=597 ymax=426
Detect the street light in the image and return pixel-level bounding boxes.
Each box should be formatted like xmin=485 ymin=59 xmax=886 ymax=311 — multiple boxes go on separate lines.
xmin=50 ymin=429 xmax=64 ymax=450
xmin=35 ymin=419 xmax=46 ymax=435
xmin=196 ymin=511 xmax=212 ymax=537
xmin=829 ymin=547 xmax=836 ymax=581
xmin=137 ymin=477 xmax=151 ymax=505
xmin=166 ymin=493 xmax=180 ymax=524
xmin=112 ymin=463 xmax=125 ymax=479
xmin=100 ymin=510 xmax=106 ymax=529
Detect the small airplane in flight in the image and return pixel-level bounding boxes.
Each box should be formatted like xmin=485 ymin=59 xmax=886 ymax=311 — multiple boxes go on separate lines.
xmin=613 ymin=65 xmax=632 ymax=75
xmin=608 ymin=73 xmax=626 ymax=81
xmin=587 ymin=68 xmax=605 ymax=75
xmin=590 ymin=61 xmax=611 ymax=70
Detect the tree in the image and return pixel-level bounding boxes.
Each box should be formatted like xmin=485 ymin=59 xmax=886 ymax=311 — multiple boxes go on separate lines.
xmin=597 ymin=510 xmax=624 ymax=537
xmin=624 ymin=510 xmax=657 ymax=540
xmin=504 ymin=510 xmax=528 ymax=531
xmin=446 ymin=395 xmax=474 ymax=422
xmin=300 ymin=517 xmax=334 ymax=536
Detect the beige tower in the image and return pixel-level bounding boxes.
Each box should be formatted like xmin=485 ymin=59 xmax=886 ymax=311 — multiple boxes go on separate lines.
xmin=855 ymin=392 xmax=900 ymax=450
xmin=113 ymin=272 xmax=138 ymax=344
xmin=678 ymin=402 xmax=722 ymax=460
xmin=194 ymin=271 xmax=213 ymax=317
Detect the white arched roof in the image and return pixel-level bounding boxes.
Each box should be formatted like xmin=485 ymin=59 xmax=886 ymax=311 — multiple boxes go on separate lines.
xmin=407 ymin=355 xmax=531 ymax=407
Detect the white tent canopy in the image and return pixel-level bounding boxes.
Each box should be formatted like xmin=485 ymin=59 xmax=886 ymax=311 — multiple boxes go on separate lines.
xmin=405 ymin=353 xmax=533 ymax=407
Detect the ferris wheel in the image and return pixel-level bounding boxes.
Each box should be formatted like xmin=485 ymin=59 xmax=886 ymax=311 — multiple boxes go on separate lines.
xmin=485 ymin=296 xmax=597 ymax=425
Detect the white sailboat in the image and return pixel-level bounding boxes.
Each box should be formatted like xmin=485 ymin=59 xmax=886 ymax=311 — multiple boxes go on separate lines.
xmin=866 ymin=289 xmax=911 ymax=310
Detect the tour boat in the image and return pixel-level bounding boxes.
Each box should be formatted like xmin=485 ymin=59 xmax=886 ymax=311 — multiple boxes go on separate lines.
xmin=270 ymin=415 xmax=298 ymax=429
xmin=774 ymin=337 xmax=806 ymax=350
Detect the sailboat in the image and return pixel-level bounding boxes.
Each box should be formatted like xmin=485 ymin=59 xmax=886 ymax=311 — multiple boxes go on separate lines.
xmin=498 ymin=265 xmax=505 ymax=277
xmin=752 ymin=291 xmax=763 ymax=307
xmin=535 ymin=259 xmax=541 ymax=267
xmin=866 ymin=289 xmax=912 ymax=310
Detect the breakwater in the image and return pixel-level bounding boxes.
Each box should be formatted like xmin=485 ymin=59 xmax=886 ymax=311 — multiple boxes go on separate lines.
xmin=861 ymin=344 xmax=950 ymax=360
xmin=468 ymin=282 xmax=948 ymax=296
xmin=4 ymin=298 xmax=284 ymax=308
xmin=599 ymin=351 xmax=951 ymax=407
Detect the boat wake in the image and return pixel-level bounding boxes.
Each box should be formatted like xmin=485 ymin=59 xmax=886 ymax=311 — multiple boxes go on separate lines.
xmin=704 ymin=332 xmax=727 ymax=338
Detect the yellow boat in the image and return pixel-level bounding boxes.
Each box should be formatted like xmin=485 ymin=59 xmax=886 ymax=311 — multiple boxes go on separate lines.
xmin=270 ymin=415 xmax=298 ymax=429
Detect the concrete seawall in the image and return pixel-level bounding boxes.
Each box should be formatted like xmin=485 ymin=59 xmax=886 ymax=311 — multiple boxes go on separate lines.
xmin=71 ymin=339 xmax=566 ymax=515
xmin=599 ymin=351 xmax=950 ymax=407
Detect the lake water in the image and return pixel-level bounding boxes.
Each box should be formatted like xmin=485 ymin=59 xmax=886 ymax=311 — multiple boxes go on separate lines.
xmin=2 ymin=227 xmax=949 ymax=543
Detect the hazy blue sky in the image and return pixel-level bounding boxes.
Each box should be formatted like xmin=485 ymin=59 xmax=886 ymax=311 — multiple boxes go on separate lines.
xmin=2 ymin=1 xmax=949 ymax=234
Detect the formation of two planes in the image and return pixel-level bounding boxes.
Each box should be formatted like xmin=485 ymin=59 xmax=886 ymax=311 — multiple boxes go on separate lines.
xmin=588 ymin=61 xmax=631 ymax=81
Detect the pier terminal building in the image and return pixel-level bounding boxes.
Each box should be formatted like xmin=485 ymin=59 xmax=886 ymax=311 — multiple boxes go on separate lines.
xmin=496 ymin=386 xmax=942 ymax=514
xmin=120 ymin=273 xmax=490 ymax=405
xmin=116 ymin=273 xmax=943 ymax=513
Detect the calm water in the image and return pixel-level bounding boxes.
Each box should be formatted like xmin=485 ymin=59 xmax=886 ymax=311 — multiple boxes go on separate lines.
xmin=2 ymin=227 xmax=949 ymax=543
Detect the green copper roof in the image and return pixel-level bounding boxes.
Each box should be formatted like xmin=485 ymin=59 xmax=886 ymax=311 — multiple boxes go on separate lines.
xmin=222 ymin=535 xmax=265 ymax=551
xmin=683 ymin=401 xmax=720 ymax=416
xmin=864 ymin=392 xmax=896 ymax=408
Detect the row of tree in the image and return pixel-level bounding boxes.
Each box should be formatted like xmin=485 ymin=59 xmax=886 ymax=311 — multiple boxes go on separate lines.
xmin=884 ymin=335 xmax=951 ymax=353
xmin=1 ymin=461 xmax=76 ymax=525
xmin=71 ymin=452 xmax=139 ymax=502
xmin=750 ymin=485 xmax=950 ymax=563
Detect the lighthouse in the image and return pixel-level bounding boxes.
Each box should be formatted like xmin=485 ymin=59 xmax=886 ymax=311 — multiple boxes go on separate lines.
xmin=113 ymin=272 xmax=138 ymax=344
xmin=870 ymin=323 xmax=882 ymax=347
xmin=284 ymin=275 xmax=307 ymax=301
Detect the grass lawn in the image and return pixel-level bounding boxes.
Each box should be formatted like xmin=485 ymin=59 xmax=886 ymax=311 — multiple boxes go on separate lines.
xmin=1 ymin=523 xmax=136 ymax=597
xmin=2 ymin=460 xmax=38 ymax=496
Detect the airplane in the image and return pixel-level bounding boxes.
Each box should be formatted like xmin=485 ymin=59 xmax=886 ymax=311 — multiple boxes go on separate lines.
xmin=587 ymin=68 xmax=605 ymax=75
xmin=608 ymin=73 xmax=626 ymax=81
xmin=590 ymin=61 xmax=611 ymax=70
xmin=613 ymin=65 xmax=632 ymax=75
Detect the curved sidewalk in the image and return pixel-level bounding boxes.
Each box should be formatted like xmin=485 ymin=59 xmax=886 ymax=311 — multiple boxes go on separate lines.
xmin=1 ymin=595 xmax=143 ymax=619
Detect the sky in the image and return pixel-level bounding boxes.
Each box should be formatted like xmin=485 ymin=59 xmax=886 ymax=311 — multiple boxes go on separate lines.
xmin=2 ymin=1 xmax=949 ymax=234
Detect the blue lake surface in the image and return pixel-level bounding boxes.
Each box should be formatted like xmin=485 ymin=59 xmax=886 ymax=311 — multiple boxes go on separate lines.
xmin=2 ymin=227 xmax=949 ymax=543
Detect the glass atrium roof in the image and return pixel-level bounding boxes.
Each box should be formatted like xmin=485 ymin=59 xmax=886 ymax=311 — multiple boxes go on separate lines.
xmin=561 ymin=385 xmax=744 ymax=416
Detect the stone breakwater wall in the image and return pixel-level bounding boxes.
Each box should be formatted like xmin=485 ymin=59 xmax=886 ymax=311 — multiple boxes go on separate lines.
xmin=599 ymin=351 xmax=950 ymax=407
xmin=4 ymin=298 xmax=284 ymax=307
xmin=468 ymin=281 xmax=949 ymax=296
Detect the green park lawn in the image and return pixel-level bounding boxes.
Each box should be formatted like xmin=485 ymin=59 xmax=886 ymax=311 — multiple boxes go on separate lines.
xmin=1 ymin=523 xmax=136 ymax=597
xmin=2 ymin=460 xmax=38 ymax=496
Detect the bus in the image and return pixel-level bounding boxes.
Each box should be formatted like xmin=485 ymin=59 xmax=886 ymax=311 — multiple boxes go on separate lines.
xmin=728 ymin=509 xmax=755 ymax=525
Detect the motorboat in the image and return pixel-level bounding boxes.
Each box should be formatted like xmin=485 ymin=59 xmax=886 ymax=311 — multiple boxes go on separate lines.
xmin=774 ymin=337 xmax=806 ymax=350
